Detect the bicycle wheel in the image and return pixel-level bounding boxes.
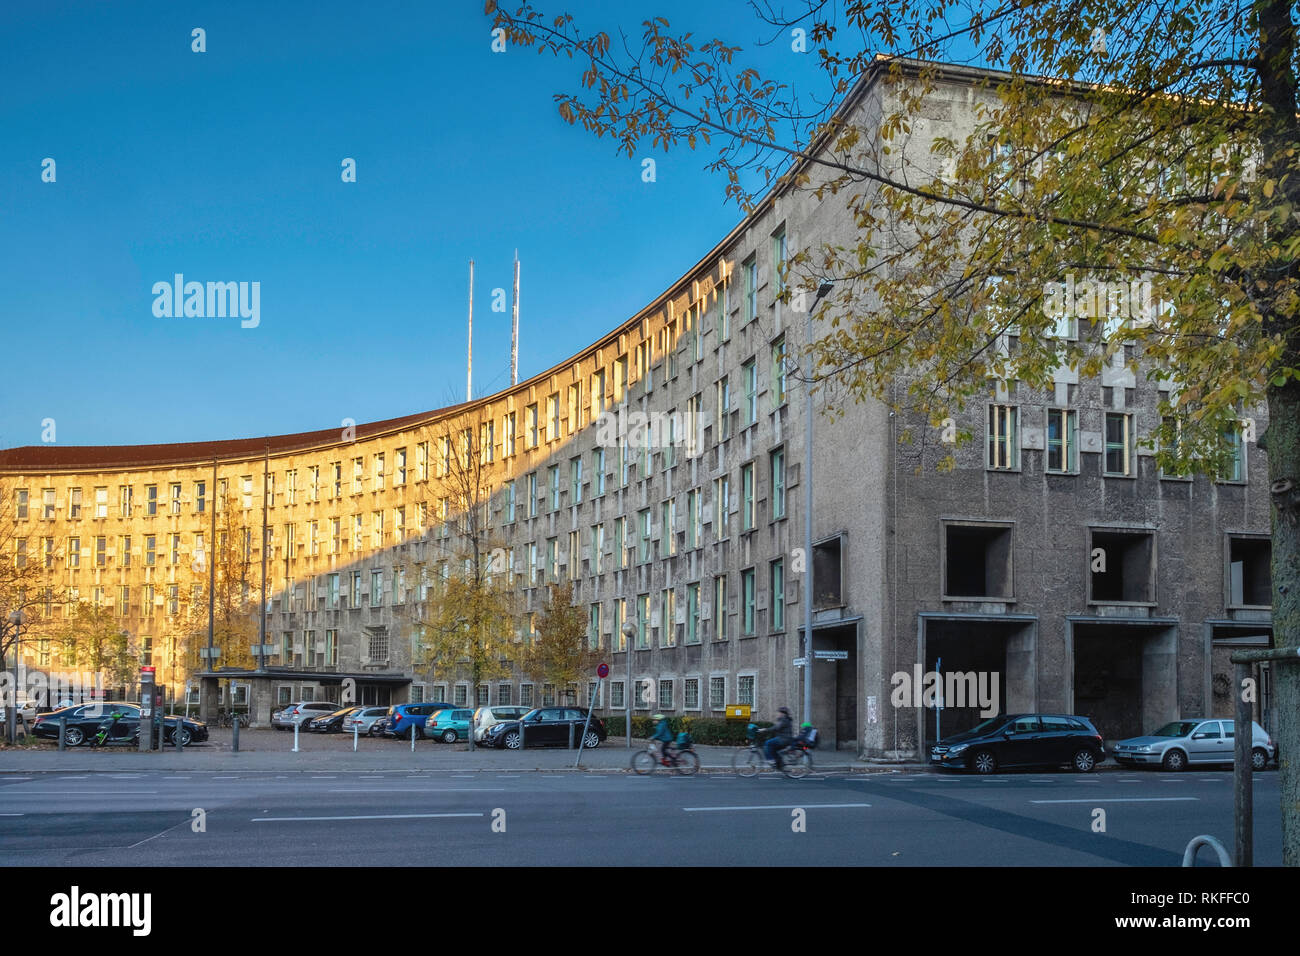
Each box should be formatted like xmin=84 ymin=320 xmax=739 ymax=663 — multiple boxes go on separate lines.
xmin=783 ymin=751 xmax=813 ymax=779
xmin=631 ymin=749 xmax=658 ymax=775
xmin=675 ymin=750 xmax=700 ymax=776
xmin=733 ymin=747 xmax=762 ymax=777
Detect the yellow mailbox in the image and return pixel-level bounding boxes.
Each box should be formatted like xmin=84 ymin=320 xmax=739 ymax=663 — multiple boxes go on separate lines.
xmin=725 ymin=705 xmax=752 ymax=721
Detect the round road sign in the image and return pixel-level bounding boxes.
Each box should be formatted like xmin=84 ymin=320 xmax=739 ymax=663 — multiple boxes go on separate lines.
xmin=597 ymin=662 xmax=609 ymax=678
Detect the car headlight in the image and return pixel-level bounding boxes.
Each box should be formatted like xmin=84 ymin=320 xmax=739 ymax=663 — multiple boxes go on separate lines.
xmin=947 ymin=743 xmax=967 ymax=755
xmin=1135 ymin=745 xmax=1152 ymax=752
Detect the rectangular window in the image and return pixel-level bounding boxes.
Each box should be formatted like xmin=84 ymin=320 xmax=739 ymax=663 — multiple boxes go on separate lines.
xmin=144 ymin=535 xmax=155 ymax=566
xmin=170 ymin=533 xmax=181 ymax=565
xmin=591 ymin=369 xmax=607 ymax=417
xmin=374 ymin=453 xmax=385 ymax=491
xmin=332 ymin=461 xmax=343 ymax=496
xmin=638 ymin=509 xmax=652 ymax=563
xmin=548 ymin=465 xmax=560 ymax=512
xmin=328 ymin=573 xmax=340 ymax=608
xmin=1219 ymin=423 xmax=1245 ymax=482
xmin=615 ymin=354 xmax=628 ymax=403
xmin=588 ymin=602 xmax=602 ymax=650
xmin=717 ymin=278 xmax=731 ymax=342
xmin=738 ymin=675 xmax=755 ymax=707
xmin=987 ymin=405 xmax=1019 ymax=470
xmin=567 ymin=383 xmax=582 ymax=433
xmin=715 ymin=475 xmax=730 ymax=539
xmin=770 ymin=448 xmax=785 ymax=519
xmin=95 ymin=536 xmax=106 ymax=567
xmin=14 ymin=488 xmax=28 ymax=520
xmin=568 ymin=530 xmax=580 ymax=582
xmin=526 ymin=403 xmax=539 ymax=448
xmin=661 ymin=588 xmax=676 ymax=646
xmin=770 ymin=559 xmax=785 ymax=630
xmin=710 ymin=676 xmax=725 ymax=710
xmin=1104 ymin=412 xmax=1132 ymax=476
xmin=686 ymin=582 xmax=700 ymax=644
xmin=636 ymin=594 xmax=649 ymax=648
xmin=351 ymin=571 xmax=362 ymax=607
xmin=119 ymin=535 xmax=130 ymax=568
xmin=713 ymin=575 xmax=727 ymax=640
xmin=610 ymin=680 xmax=625 ymax=709
xmin=594 ymin=448 xmax=606 ymax=496
xmin=370 ymin=570 xmax=384 ymax=606
xmin=741 ymin=463 xmax=755 ymax=531
xmin=661 ymin=498 xmax=676 ymax=556
xmin=614 ymin=517 xmax=626 ymax=570
xmin=570 ymin=457 xmax=583 ymax=504
xmin=242 ymin=476 xmax=253 ymax=509
xmin=307 ymin=465 xmax=320 ymax=502
xmin=353 ymin=458 xmax=364 ymax=493
xmin=743 ymin=256 xmax=757 ymax=322
xmin=546 ymin=392 xmax=560 ymax=443
xmin=417 ymin=442 xmax=430 ymax=481
xmin=741 ymin=568 xmax=756 ymax=635
xmin=118 ymin=485 xmax=132 ymax=518
xmin=771 ymin=336 xmax=787 ymax=407
xmin=1046 ymin=409 xmax=1078 ymax=473
xmin=286 ymin=470 xmax=297 ymax=505
xmin=611 ymin=599 xmax=625 ymax=652
xmin=69 ymin=487 xmax=83 ymax=520
xmin=395 ymin=448 xmax=407 ymax=485
xmin=505 ymin=480 xmax=516 ymax=522
xmin=331 ymin=517 xmax=341 ymax=553
xmin=685 ymin=677 xmax=700 ymax=710
xmin=772 ymin=228 xmax=787 ymax=295
xmin=325 ymin=629 xmax=338 ymax=666
xmin=94 ymin=486 xmax=109 ymax=519
xmin=43 ymin=488 xmax=56 ymax=519
xmin=743 ymin=360 xmax=757 ymax=425
xmin=686 ymin=490 xmax=701 ymax=549
xmin=546 ymin=538 xmax=558 ymax=584
xmin=527 ymin=472 xmax=538 ymax=518
xmin=658 ymin=679 xmax=674 ymax=710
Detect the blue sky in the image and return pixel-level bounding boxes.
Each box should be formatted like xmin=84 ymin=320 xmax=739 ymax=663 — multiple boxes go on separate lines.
xmin=0 ymin=0 xmax=840 ymax=448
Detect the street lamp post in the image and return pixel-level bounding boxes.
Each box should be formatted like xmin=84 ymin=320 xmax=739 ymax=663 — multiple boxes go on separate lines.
xmin=802 ymin=281 xmax=834 ymax=727
xmin=6 ymin=610 xmax=25 ymax=744
xmin=622 ymin=621 xmax=636 ymax=748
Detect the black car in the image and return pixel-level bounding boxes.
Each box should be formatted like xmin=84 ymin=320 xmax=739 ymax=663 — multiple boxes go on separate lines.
xmin=306 ymin=705 xmax=363 ymax=733
xmin=32 ymin=703 xmax=209 ymax=747
xmin=929 ymin=713 xmax=1105 ymax=774
xmin=484 ymin=707 xmax=607 ymax=750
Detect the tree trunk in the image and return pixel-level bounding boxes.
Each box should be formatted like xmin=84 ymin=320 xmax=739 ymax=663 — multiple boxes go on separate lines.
xmin=1266 ymin=379 xmax=1300 ymax=866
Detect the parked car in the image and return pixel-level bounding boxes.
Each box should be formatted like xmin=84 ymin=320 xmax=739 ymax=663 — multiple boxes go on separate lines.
xmin=1113 ymin=719 xmax=1275 ymax=771
xmin=472 ymin=705 xmax=531 ymax=742
xmin=273 ymin=701 xmax=343 ymax=730
xmin=929 ymin=713 xmax=1105 ymax=774
xmin=344 ymin=706 xmax=393 ymax=737
xmin=484 ymin=707 xmax=607 ymax=750
xmin=307 ymin=706 xmax=363 ymax=733
xmin=31 ymin=703 xmax=209 ymax=747
xmin=426 ymin=708 xmax=475 ymax=743
xmin=384 ymin=702 xmax=455 ymax=739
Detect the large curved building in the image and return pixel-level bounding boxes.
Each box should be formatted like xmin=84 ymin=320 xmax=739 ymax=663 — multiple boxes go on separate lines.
xmin=1 ymin=60 xmax=1276 ymax=756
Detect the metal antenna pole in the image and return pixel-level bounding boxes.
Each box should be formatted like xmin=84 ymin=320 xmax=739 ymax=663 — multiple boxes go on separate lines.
xmin=511 ymin=252 xmax=520 ymax=386
xmin=467 ymin=259 xmax=474 ymax=401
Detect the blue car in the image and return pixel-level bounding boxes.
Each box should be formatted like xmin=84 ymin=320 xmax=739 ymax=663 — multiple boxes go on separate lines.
xmin=384 ymin=702 xmax=455 ymax=740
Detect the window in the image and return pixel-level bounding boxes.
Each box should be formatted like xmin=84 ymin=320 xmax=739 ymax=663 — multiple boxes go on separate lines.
xmin=1228 ymin=536 xmax=1271 ymax=607
xmin=771 ymin=336 xmax=787 ymax=406
xmin=685 ymin=393 xmax=702 ymax=458
xmin=331 ymin=517 xmax=341 ymax=553
xmin=770 ymin=448 xmax=786 ymax=519
xmin=638 ymin=509 xmax=652 ymax=563
xmin=170 ymin=533 xmax=181 ymax=565
xmin=715 ymin=475 xmax=730 ymax=539
xmin=505 ymin=480 xmax=516 ymax=522
xmin=14 ymin=488 xmax=28 ymax=520
xmin=716 ymin=377 xmax=732 ymax=440
xmin=42 ymin=488 xmax=55 ymax=519
xmin=742 ymin=360 xmax=757 ymax=425
xmin=332 ymin=461 xmax=343 ymax=496
xmin=370 ymin=570 xmax=384 ymax=606
xmin=528 ymin=542 xmax=540 ymax=586
xmin=661 ymin=499 xmax=676 ymax=556
xmin=1046 ymin=409 xmax=1078 ymax=473
xmin=610 ymin=680 xmax=625 ymax=709
xmin=567 ymin=383 xmax=582 ymax=433
xmin=568 ymin=531 xmax=581 ymax=581
xmin=1219 ymin=423 xmax=1245 ymax=482
xmin=527 ymin=472 xmax=538 ymax=518
xmin=353 ymin=458 xmax=364 ymax=493
xmin=589 ymin=603 xmax=602 ymax=650
xmin=285 ymin=470 xmax=298 ymax=505
xmin=368 ymin=629 xmax=389 ymax=662
xmin=395 ymin=448 xmax=407 ymax=485
xmin=95 ymin=536 xmax=106 ymax=567
xmin=710 ymin=676 xmax=726 ymax=710
xmin=1104 ymin=412 xmax=1133 ymax=476
xmin=686 ymin=582 xmax=700 ymax=644
xmin=636 ymin=594 xmax=649 ymax=648
xmin=594 ymin=448 xmax=606 ymax=496
xmin=738 ymin=675 xmax=755 ymax=708
xmin=351 ymin=571 xmax=362 ymax=607
xmin=717 ymin=277 xmax=731 ymax=342
xmin=546 ymin=538 xmax=558 ymax=584
xmin=119 ymin=536 xmax=130 ymax=568
xmin=987 ymin=405 xmax=1019 ymax=470
xmin=944 ymin=523 xmax=1013 ymax=599
xmin=394 ymin=506 xmax=405 ymax=542
xmin=93 ymin=486 xmax=108 ymax=519
xmin=548 ymin=465 xmax=560 ymax=511
xmin=328 ymin=573 xmax=340 ymax=608
xmin=615 ymin=354 xmax=628 ymax=402
xmin=570 ymin=457 xmax=583 ymax=504
xmin=743 ymin=255 xmax=757 ymax=323
xmin=546 ymin=392 xmax=560 ymax=442
xmin=741 ymin=463 xmax=755 ymax=530
xmin=611 ymin=598 xmax=625 ymax=651
xmin=144 ymin=535 xmax=155 ymax=566
xmin=614 ymin=517 xmax=627 ymax=570
xmin=660 ymin=588 xmax=676 ymax=646
xmin=526 ymin=403 xmax=539 ymax=448
xmin=741 ymin=569 xmax=756 ymax=635
xmin=1090 ymin=529 xmax=1156 ymax=603
xmin=685 ymin=677 xmax=700 ymax=710
xmin=686 ymin=490 xmax=701 ymax=549
xmin=68 ymin=487 xmax=83 ymax=519
xmin=658 ymin=679 xmax=674 ymax=711
xmin=117 ymin=485 xmax=132 ymax=517
xmin=770 ymin=559 xmax=785 ymax=630
xmin=374 ymin=453 xmax=385 ymax=491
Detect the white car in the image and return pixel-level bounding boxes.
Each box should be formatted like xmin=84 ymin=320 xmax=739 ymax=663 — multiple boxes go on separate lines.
xmin=343 ymin=705 xmax=393 ymax=737
xmin=472 ymin=705 xmax=531 ymax=742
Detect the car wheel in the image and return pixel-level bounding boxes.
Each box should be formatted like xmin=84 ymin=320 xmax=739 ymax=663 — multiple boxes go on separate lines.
xmin=442 ymin=730 xmax=458 ymax=744
xmin=1072 ymin=749 xmax=1097 ymax=773
xmin=582 ymin=731 xmax=601 ymax=749
xmin=171 ymin=727 xmax=193 ymax=746
xmin=971 ymin=750 xmax=997 ymax=774
xmin=1251 ymin=748 xmax=1269 ymax=772
xmin=63 ymin=726 xmax=85 ymax=747
xmin=504 ymin=731 xmax=522 ymax=750
xmin=1162 ymin=749 xmax=1187 ymax=772
xmin=368 ymin=724 xmax=383 ymax=737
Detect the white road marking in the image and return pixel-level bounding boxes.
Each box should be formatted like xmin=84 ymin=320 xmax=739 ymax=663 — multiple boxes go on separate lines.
xmin=1031 ymin=797 xmax=1198 ymax=804
xmin=0 ymin=813 xmax=25 ymax=816
xmin=253 ymin=812 xmax=484 ymax=822
xmin=683 ymin=803 xmax=871 ymax=812
xmin=0 ymin=790 xmax=159 ymax=795
xmin=328 ymin=787 xmax=505 ymax=792
xmin=311 ymin=776 xmax=338 ymax=779
xmin=0 ymin=777 xmax=33 ymax=781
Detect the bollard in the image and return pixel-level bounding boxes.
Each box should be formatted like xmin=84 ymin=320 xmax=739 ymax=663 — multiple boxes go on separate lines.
xmin=231 ymin=714 xmax=239 ymax=753
xmin=410 ymin=724 xmax=416 ymax=752
xmin=292 ymin=721 xmax=300 ymax=753
xmin=58 ymin=716 xmax=66 ymax=752
xmin=569 ymin=722 xmax=575 ymax=750
xmin=175 ymin=720 xmax=183 ymax=752
xmin=353 ymin=720 xmax=359 ymax=753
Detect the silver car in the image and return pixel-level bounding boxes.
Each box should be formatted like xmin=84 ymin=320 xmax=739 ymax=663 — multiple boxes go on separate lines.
xmin=1113 ymin=719 xmax=1275 ymax=771
xmin=343 ymin=705 xmax=393 ymax=737
xmin=472 ymin=705 xmax=531 ymax=742
xmin=272 ymin=700 xmax=342 ymax=730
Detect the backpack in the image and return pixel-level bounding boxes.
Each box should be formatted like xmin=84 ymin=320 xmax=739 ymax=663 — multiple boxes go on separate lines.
xmin=799 ymin=726 xmax=820 ymax=749
xmin=676 ymin=731 xmax=694 ymax=750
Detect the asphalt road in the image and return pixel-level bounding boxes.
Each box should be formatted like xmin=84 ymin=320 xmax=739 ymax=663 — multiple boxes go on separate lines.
xmin=0 ymin=768 xmax=1282 ymax=866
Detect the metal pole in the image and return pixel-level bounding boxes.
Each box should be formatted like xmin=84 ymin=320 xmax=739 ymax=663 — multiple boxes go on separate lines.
xmin=231 ymin=710 xmax=239 ymax=753
xmin=575 ymin=679 xmax=599 ymax=768
xmin=353 ymin=719 xmax=359 ymax=752
xmin=1234 ymin=659 xmax=1253 ymax=867
xmin=207 ymin=458 xmax=217 ymax=721
xmin=467 ymin=259 xmax=474 ymax=401
xmin=802 ymin=305 xmax=815 ymax=726
xmin=511 ymin=252 xmax=520 ymax=385
xmin=623 ymin=623 xmax=635 ymax=749
xmin=936 ymin=656 xmax=942 ymax=745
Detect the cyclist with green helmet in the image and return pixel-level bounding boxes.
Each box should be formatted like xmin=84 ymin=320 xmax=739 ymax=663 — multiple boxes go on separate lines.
xmin=651 ymin=712 xmax=674 ymax=764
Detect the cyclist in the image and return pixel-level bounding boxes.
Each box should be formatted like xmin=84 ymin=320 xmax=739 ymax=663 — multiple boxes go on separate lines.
xmin=651 ymin=713 xmax=674 ymax=764
xmin=763 ymin=706 xmax=794 ymax=767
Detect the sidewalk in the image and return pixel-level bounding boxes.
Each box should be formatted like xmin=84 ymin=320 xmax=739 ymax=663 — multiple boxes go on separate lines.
xmin=0 ymin=728 xmax=930 ymax=774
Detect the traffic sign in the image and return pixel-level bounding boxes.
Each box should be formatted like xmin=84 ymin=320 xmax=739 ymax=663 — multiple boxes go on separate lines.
xmin=793 ymin=657 xmax=808 ymax=666
xmin=140 ymin=666 xmax=156 ymax=675
xmin=814 ymin=650 xmax=849 ymax=660
xmin=597 ymin=662 xmax=609 ymax=679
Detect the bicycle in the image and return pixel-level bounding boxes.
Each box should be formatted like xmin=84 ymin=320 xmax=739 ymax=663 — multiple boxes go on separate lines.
xmin=732 ymin=734 xmax=814 ymax=779
xmin=632 ymin=742 xmax=700 ymax=775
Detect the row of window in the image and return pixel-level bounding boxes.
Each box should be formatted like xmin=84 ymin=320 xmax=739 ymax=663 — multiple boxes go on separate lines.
xmin=405 ymin=673 xmax=759 ymax=712
xmin=987 ymin=406 xmax=1246 ymax=480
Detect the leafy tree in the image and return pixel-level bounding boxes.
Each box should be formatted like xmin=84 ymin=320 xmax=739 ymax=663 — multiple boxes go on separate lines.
xmin=53 ymin=601 xmax=136 ymax=693
xmin=522 ymin=582 xmax=601 ymax=706
xmin=488 ymin=0 xmax=1300 ymax=861
xmin=409 ymin=414 xmax=520 ymax=746
xmin=185 ymin=493 xmax=259 ymax=673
